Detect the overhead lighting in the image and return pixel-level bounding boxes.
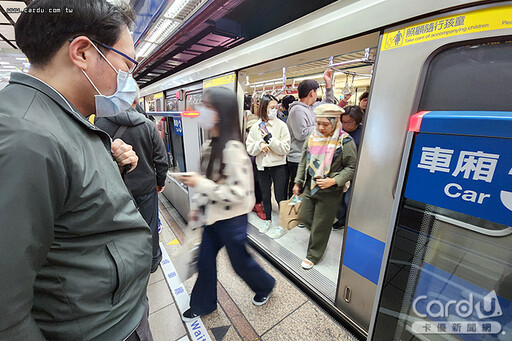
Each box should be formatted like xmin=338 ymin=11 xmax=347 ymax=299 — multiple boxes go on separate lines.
xmin=164 ymin=0 xmax=191 ymax=19
xmin=146 ymin=18 xmax=180 ymax=44
xmin=0 ymin=62 xmax=10 ymax=65
xmin=136 ymin=41 xmax=157 ymax=59
xmin=3 ymin=65 xmax=16 ymax=69
xmin=16 ymin=58 xmax=27 ymax=61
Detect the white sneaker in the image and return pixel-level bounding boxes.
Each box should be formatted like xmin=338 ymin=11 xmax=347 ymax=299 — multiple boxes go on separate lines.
xmin=268 ymin=226 xmax=287 ymax=239
xmin=259 ymin=220 xmax=272 ymax=234
xmin=301 ymin=259 xmax=314 ymax=269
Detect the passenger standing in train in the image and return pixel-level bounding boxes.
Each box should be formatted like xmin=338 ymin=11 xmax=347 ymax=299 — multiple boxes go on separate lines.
xmin=246 ymin=94 xmax=291 ymax=233
xmin=286 ymin=68 xmax=335 ymax=198
xmin=94 ymin=90 xmax=169 ymax=274
xmin=277 ymin=94 xmax=295 ymax=122
xmin=333 ymin=105 xmax=364 ymax=230
xmin=340 ymin=105 xmax=363 ymax=149
xmin=244 ymin=95 xmax=266 ymax=220
xmin=176 ymin=87 xmax=275 ymax=321
xmin=293 ymin=104 xmax=357 ymax=269
xmin=358 ymin=91 xmax=369 ymax=114
xmin=0 ymin=1 xmax=154 ymax=340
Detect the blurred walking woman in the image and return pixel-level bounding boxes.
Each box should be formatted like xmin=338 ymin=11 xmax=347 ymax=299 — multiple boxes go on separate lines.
xmin=293 ymin=104 xmax=357 ymax=269
xmin=178 ymin=87 xmax=275 ymax=321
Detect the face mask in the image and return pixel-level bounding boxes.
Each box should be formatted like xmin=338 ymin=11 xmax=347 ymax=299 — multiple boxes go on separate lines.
xmin=197 ymin=106 xmax=217 ymax=131
xmin=268 ymin=108 xmax=278 ymax=119
xmin=82 ymin=42 xmax=137 ymax=117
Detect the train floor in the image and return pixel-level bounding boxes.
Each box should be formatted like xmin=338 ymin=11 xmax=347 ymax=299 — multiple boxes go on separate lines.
xmin=146 ymin=195 xmax=359 ymax=341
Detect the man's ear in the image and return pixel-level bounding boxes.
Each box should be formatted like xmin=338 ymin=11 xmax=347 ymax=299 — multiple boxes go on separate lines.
xmin=68 ymin=36 xmax=94 ymax=71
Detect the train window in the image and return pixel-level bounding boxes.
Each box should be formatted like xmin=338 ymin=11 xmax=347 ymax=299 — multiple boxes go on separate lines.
xmin=165 ymin=93 xmax=186 ymax=172
xmin=419 ymin=40 xmax=512 ymax=111
xmin=186 ymin=91 xmax=208 ymax=143
xmin=374 ymin=40 xmax=512 ymax=340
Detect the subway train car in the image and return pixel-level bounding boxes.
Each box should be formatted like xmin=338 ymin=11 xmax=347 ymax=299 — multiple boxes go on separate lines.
xmin=140 ymin=1 xmax=512 ymax=339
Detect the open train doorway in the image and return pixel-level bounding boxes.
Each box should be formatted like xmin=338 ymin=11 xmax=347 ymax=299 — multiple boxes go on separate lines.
xmin=238 ymin=32 xmax=379 ymax=304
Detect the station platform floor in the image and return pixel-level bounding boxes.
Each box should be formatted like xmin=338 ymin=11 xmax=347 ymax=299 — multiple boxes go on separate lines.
xmin=147 ymin=195 xmax=359 ymax=341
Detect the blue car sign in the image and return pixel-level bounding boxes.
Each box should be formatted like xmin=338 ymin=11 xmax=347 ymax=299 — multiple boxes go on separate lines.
xmin=405 ymin=133 xmax=512 ymax=226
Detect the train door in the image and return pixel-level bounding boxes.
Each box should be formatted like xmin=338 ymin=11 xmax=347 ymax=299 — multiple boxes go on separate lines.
xmin=237 ymin=32 xmax=379 ymax=335
xmin=362 ymin=3 xmax=512 ymax=339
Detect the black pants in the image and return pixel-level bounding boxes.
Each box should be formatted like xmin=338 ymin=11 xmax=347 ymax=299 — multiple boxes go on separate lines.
xmin=335 ymin=186 xmax=352 ymax=227
xmin=251 ymin=156 xmax=263 ymax=204
xmin=190 ymin=214 xmax=275 ymax=314
xmin=257 ymin=165 xmax=287 ymax=220
xmin=134 ymin=190 xmax=162 ymax=273
xmin=125 ymin=300 xmax=153 ymax=341
xmin=287 ymin=161 xmax=299 ymax=198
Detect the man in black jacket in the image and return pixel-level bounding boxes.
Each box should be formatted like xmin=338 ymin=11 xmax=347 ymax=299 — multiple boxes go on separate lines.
xmin=96 ymin=101 xmax=169 ymax=273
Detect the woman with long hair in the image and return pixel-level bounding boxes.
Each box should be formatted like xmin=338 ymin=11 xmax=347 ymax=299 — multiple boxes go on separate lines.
xmin=177 ymin=87 xmax=275 ymax=321
xmin=293 ymin=104 xmax=357 ymax=269
xmin=246 ymin=94 xmax=290 ymax=233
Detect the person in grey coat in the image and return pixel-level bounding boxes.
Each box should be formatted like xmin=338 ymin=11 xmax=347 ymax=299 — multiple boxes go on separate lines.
xmin=0 ymin=1 xmax=154 ymax=340
xmin=286 ymin=68 xmax=336 ymax=197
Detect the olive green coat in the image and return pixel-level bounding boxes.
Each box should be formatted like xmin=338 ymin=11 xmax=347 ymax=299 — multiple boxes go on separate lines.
xmin=0 ymin=73 xmax=152 ymax=340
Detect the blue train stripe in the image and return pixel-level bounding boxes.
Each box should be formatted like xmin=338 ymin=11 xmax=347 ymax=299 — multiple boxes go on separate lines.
xmin=343 ymin=227 xmax=385 ymax=285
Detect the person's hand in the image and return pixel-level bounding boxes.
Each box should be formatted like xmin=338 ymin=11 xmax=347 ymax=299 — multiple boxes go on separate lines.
xmin=323 ymin=68 xmax=334 ymax=88
xmin=112 ymin=138 xmax=138 ymax=173
xmin=316 ymin=177 xmax=336 ymax=189
xmin=293 ymin=183 xmax=302 ymax=195
xmin=260 ymin=143 xmax=270 ymax=153
xmin=157 ymin=186 xmax=165 ymax=194
xmin=176 ymin=172 xmax=201 ymax=187
xmin=343 ymin=93 xmax=352 ymax=102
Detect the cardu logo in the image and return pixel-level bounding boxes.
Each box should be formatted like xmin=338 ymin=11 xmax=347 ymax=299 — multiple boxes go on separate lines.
xmin=411 ymin=290 xmax=503 ymax=334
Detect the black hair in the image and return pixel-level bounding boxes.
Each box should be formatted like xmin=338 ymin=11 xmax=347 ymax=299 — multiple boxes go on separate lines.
xmin=359 ymin=91 xmax=369 ymax=101
xmin=258 ymin=94 xmax=277 ymax=122
xmin=297 ymin=79 xmax=319 ymax=99
xmin=203 ymin=87 xmax=242 ymax=180
xmin=15 ymin=0 xmax=134 ymax=67
xmin=244 ymin=95 xmax=252 ymax=110
xmin=342 ymin=105 xmax=364 ymax=125
xmin=281 ymin=95 xmax=295 ymax=110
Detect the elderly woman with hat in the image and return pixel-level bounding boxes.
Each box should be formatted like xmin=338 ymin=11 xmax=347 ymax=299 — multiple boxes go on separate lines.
xmin=292 ymin=104 xmax=357 ymax=269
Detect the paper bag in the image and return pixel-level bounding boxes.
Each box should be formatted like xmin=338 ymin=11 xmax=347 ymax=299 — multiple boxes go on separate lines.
xmin=278 ymin=195 xmax=302 ymax=230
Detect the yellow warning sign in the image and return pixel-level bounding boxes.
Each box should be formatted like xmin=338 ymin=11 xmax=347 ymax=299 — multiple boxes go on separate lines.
xmin=203 ymin=73 xmax=236 ymax=88
xmin=382 ymin=5 xmax=512 ymax=51
xmin=167 ymin=238 xmax=180 ymax=245
xmin=154 ymin=92 xmax=164 ymax=99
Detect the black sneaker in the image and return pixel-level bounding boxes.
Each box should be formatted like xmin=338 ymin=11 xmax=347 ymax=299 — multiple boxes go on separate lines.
xmin=252 ymin=294 xmax=270 ymax=306
xmin=332 ymin=222 xmax=344 ymax=230
xmin=181 ymin=308 xmax=200 ymax=322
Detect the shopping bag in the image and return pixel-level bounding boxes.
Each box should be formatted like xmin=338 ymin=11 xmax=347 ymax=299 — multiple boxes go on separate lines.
xmin=173 ymin=224 xmax=202 ymax=281
xmin=278 ymin=195 xmax=302 ymax=231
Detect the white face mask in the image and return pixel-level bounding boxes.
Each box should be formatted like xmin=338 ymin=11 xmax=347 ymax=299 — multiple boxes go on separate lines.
xmin=197 ymin=105 xmax=218 ymax=131
xmin=81 ymin=41 xmax=137 ymax=117
xmin=268 ymin=108 xmax=278 ymax=119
